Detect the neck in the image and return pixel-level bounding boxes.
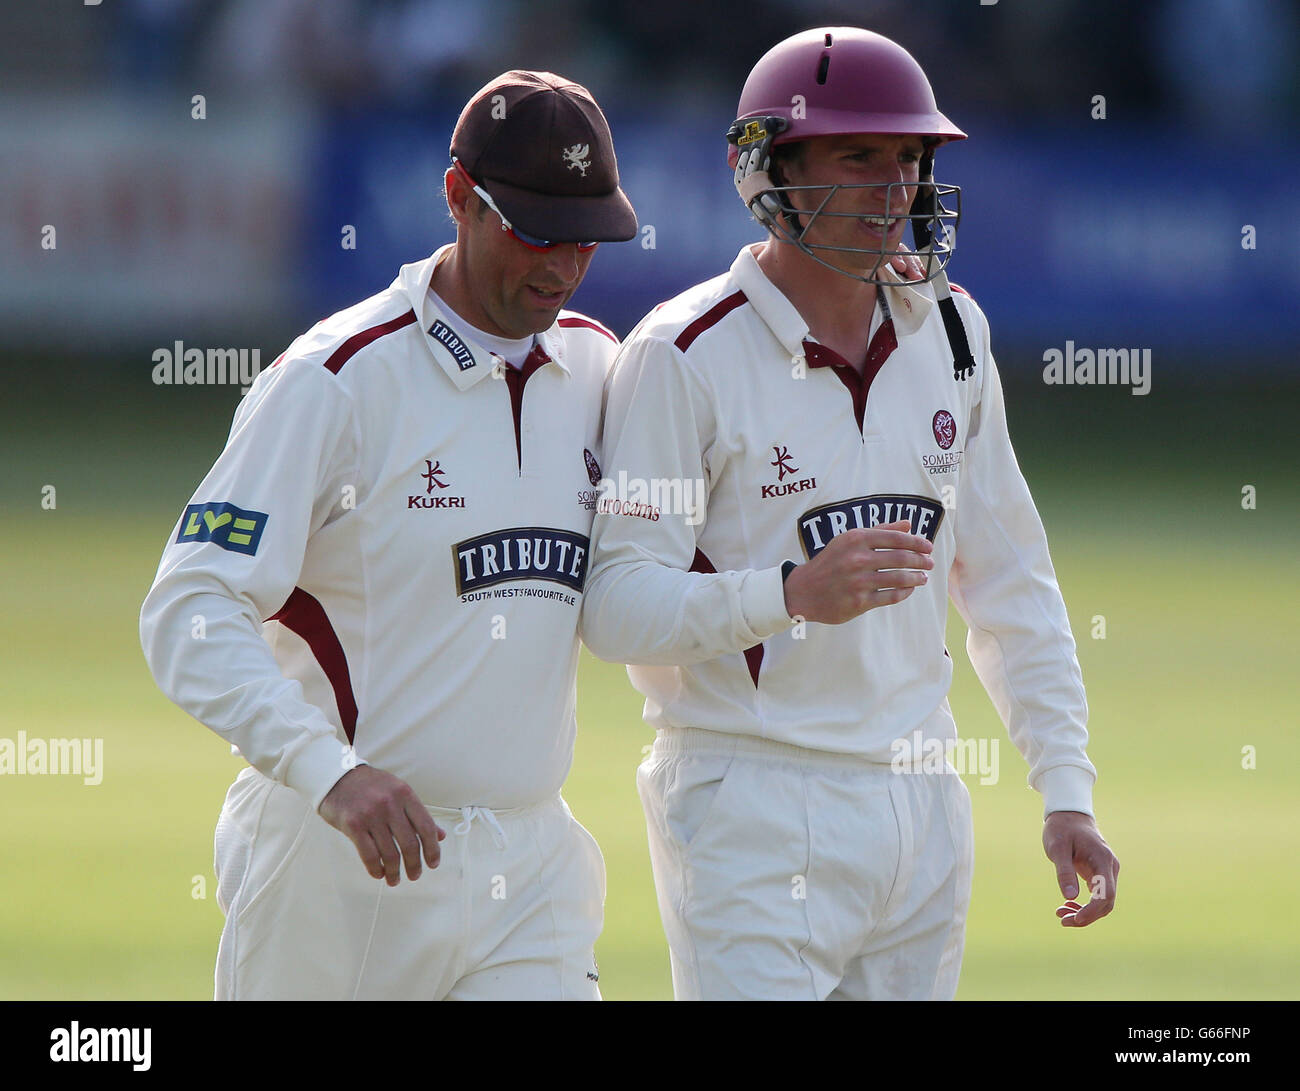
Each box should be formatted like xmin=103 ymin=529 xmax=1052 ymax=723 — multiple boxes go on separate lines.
xmin=755 ymin=239 xmax=879 ymax=365
xmin=429 ymin=243 xmax=507 ymax=336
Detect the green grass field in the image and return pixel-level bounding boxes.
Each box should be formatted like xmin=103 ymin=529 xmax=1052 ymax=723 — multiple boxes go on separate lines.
xmin=2 ymin=374 xmax=1296 ymax=999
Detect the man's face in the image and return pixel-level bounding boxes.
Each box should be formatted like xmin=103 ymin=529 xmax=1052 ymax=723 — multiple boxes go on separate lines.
xmin=778 ymin=133 xmax=925 ymax=277
xmin=446 ymin=168 xmax=597 ymax=339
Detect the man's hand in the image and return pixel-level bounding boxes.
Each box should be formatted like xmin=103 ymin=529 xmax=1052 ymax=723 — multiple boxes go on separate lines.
xmin=886 ymin=247 xmax=928 ymax=282
xmin=318 ymin=766 xmax=446 ymax=885
xmin=1043 ymin=810 xmax=1119 ymax=927
xmin=782 ymin=520 xmax=934 ymax=624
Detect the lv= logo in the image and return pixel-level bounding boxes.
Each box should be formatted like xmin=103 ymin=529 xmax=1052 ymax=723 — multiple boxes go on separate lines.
xmin=176 ymin=502 xmax=268 ymax=555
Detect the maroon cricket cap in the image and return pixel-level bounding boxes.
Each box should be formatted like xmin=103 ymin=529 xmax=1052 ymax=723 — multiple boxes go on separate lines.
xmin=451 ymin=70 xmax=637 ymax=243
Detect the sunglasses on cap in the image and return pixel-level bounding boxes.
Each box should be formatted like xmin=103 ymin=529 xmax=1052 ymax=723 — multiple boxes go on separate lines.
xmin=451 ymin=159 xmax=599 ymax=252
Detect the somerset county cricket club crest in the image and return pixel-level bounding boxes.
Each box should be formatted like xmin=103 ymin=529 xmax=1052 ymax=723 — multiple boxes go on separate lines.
xmin=932 ymin=410 xmax=956 ymax=450
xmin=563 ymin=144 xmax=591 ymax=176
xmin=583 ymin=448 xmax=602 ymax=487
xmin=922 ymin=412 xmax=963 ymax=475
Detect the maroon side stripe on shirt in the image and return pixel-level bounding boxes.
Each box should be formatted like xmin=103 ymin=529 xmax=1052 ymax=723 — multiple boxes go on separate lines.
xmin=323 ymin=309 xmax=418 ymax=375
xmin=558 ymin=316 xmax=619 ymax=344
xmin=268 ymin=587 xmax=360 ymax=744
xmin=674 ymin=291 xmax=748 ymax=353
xmin=689 ymin=548 xmax=715 ymax=575
xmin=691 ymin=547 xmax=764 ymax=687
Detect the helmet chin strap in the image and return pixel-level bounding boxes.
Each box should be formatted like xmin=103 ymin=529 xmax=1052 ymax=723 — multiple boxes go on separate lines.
xmin=911 ymin=150 xmax=977 ymax=382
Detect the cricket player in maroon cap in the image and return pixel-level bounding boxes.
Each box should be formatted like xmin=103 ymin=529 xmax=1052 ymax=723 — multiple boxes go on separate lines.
xmin=142 ymin=70 xmax=636 ymax=1000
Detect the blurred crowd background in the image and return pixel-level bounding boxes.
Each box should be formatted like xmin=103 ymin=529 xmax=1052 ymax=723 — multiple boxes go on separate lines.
xmin=2 ymin=0 xmax=1298 ymax=370
xmin=8 ymin=0 xmax=1297 ymax=121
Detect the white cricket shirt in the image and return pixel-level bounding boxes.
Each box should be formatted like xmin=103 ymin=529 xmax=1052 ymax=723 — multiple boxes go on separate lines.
xmin=141 ymin=245 xmax=619 ymax=811
xmin=583 ymin=244 xmax=1096 ymax=816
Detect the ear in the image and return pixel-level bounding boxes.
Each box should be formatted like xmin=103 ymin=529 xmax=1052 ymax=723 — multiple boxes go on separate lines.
xmin=445 ymin=167 xmax=473 ymax=226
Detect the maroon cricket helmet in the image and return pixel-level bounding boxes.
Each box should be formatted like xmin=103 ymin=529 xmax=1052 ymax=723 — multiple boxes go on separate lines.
xmin=727 ymin=27 xmax=966 ymax=170
xmin=725 ymin=27 xmax=966 ymax=287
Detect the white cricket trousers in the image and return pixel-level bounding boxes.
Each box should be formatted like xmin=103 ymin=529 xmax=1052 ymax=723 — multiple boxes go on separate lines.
xmin=638 ymin=727 xmax=974 ymax=1001
xmin=212 ymin=767 xmax=604 ymax=1000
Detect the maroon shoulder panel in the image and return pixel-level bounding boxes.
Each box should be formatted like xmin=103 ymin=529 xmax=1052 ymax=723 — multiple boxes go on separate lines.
xmin=558 ymin=315 xmax=619 ymax=344
xmin=323 ymin=309 xmax=418 ymax=375
xmin=674 ymin=291 xmax=748 ymax=353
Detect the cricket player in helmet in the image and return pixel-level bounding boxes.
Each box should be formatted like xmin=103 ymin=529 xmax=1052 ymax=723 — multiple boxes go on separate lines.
xmin=584 ymin=26 xmax=1118 ymax=1000
xmin=729 ymin=27 xmax=977 ymax=380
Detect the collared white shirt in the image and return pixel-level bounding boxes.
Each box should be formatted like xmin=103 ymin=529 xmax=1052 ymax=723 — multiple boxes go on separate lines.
xmin=141 ymin=244 xmax=619 ymax=810
xmin=583 ymin=244 xmax=1095 ymax=816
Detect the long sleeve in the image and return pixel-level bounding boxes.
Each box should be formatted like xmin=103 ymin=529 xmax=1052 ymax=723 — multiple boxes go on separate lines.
xmin=947 ymin=321 xmax=1096 ymax=817
xmin=582 ymin=335 xmax=794 ymax=665
xmin=139 ymin=359 xmax=362 ymax=811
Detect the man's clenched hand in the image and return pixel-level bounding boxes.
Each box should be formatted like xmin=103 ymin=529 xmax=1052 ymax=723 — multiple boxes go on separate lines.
xmin=782 ymin=520 xmax=934 ymax=624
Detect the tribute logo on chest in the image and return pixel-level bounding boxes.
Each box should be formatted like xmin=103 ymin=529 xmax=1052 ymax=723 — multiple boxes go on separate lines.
xmin=797 ymin=494 xmax=944 ymax=558
xmin=453 ymin=527 xmax=589 ymax=594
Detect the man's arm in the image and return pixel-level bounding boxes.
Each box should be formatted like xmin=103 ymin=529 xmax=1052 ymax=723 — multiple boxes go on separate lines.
xmin=583 ymin=332 xmax=938 ymax=661
xmin=582 ymin=334 xmax=796 ymax=664
xmin=139 ymin=358 xmax=442 ymax=884
xmin=946 ymin=305 xmax=1118 ymax=923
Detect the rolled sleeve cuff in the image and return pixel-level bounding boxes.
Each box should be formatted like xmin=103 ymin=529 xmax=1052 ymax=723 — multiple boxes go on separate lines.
xmin=1035 ymin=764 xmax=1096 ymax=819
xmin=740 ymin=564 xmax=797 ymax=641
xmin=284 ymin=734 xmax=359 ymax=813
